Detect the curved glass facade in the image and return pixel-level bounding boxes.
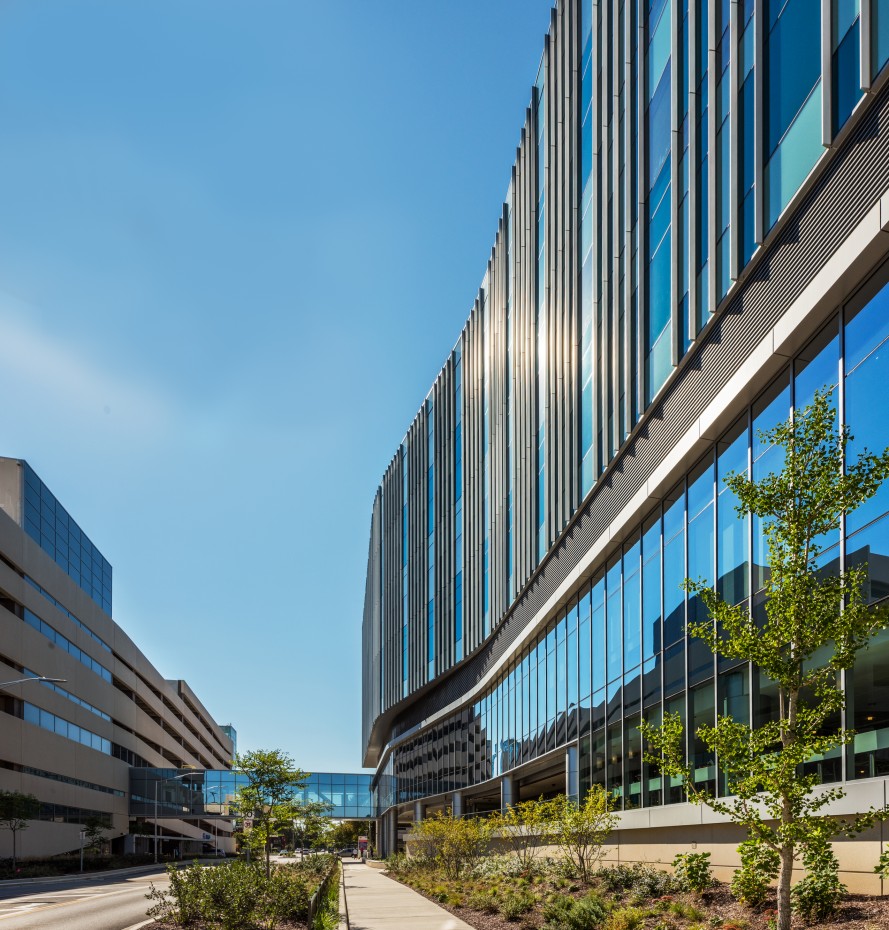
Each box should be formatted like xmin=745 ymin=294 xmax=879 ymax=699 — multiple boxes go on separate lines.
xmin=361 ymin=0 xmax=889 ymax=839
xmin=376 ymin=272 xmax=889 ymax=810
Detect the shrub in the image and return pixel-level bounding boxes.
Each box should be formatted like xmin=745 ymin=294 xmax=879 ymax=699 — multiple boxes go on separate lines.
xmin=491 ymin=797 xmax=550 ymax=868
xmin=603 ymin=906 xmax=645 ymax=930
xmin=597 ymin=863 xmax=677 ymax=899
xmin=145 ymin=857 xmax=332 ymax=930
xmin=874 ymin=848 xmax=889 ymax=881
xmin=672 ymin=852 xmax=713 ymax=894
xmin=385 ymin=852 xmax=410 ymax=873
xmin=597 ymin=863 xmax=639 ymax=893
xmin=731 ymin=840 xmax=779 ymax=908
xmin=467 ymin=889 xmax=500 ymax=913
xmin=541 ymin=788 xmax=619 ymax=883
xmin=791 ymin=841 xmax=846 ymax=922
xmin=542 ymin=890 xmax=609 ymax=930
xmin=499 ymin=889 xmax=537 ymax=921
xmin=411 ymin=811 xmax=492 ymax=879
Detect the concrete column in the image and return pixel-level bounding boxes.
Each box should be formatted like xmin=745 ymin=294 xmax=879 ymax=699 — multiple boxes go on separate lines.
xmin=501 ymin=774 xmax=516 ymax=812
xmin=451 ymin=791 xmax=464 ymax=818
xmin=566 ymin=744 xmax=580 ymax=804
xmin=384 ymin=810 xmax=397 ymax=856
xmin=413 ymin=801 xmax=424 ymax=824
xmin=375 ymin=816 xmax=385 ymax=856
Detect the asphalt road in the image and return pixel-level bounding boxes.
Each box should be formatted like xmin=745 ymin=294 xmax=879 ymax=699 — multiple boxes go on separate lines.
xmin=0 ymin=868 xmax=169 ymax=930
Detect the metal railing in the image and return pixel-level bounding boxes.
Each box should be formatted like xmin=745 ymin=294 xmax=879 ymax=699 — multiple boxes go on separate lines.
xmin=307 ymin=858 xmax=340 ymax=928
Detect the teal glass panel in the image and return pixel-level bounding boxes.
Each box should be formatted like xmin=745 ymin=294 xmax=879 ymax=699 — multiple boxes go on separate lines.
xmin=873 ymin=0 xmax=889 ymax=79
xmin=765 ymin=81 xmax=822 ymax=228
xmin=649 ymin=1 xmax=672 ymax=100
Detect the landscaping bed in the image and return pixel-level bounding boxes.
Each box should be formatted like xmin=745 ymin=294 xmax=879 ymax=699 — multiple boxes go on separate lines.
xmin=385 ymin=855 xmax=889 ymax=930
xmin=147 ymin=854 xmax=340 ymax=929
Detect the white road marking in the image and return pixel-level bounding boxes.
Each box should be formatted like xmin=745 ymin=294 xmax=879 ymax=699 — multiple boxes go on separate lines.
xmin=0 ymin=886 xmax=137 ymax=921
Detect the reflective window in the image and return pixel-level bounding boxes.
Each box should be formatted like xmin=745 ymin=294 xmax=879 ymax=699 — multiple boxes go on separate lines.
xmin=663 ymin=485 xmax=686 ymax=645
xmin=764 ymin=0 xmax=822 ymax=227
xmin=623 ymin=539 xmax=642 ymax=672
xmin=873 ymin=0 xmax=889 ymax=79
xmin=846 ymin=280 xmax=889 ymax=535
xmin=833 ymin=0 xmax=862 ymax=133
xmin=381 ymin=265 xmax=889 ymax=815
xmin=23 ymin=464 xmax=112 ymax=614
xmin=717 ymin=416 xmax=749 ymax=606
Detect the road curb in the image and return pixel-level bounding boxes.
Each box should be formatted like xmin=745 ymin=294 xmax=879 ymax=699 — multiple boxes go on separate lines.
xmin=338 ymin=859 xmax=349 ymax=929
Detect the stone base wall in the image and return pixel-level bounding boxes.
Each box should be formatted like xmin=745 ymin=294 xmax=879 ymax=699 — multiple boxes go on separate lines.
xmin=404 ymin=820 xmax=887 ymax=895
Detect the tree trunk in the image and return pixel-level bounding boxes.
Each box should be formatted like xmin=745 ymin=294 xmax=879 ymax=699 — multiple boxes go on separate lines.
xmin=777 ymin=843 xmax=793 ymax=930
xmin=11 ymin=830 xmax=15 ymax=872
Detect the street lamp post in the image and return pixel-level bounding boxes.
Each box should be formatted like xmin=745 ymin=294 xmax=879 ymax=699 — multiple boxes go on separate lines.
xmin=154 ymin=773 xmax=193 ymax=864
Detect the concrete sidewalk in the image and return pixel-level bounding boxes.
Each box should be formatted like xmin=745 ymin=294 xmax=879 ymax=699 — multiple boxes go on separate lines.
xmin=342 ymin=860 xmax=475 ymax=930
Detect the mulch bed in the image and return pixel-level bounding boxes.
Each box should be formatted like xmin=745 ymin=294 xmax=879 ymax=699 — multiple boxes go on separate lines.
xmin=389 ymin=871 xmax=889 ymax=929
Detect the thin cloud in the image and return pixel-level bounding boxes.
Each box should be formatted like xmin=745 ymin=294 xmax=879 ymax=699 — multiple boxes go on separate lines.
xmin=0 ymin=301 xmax=172 ymax=446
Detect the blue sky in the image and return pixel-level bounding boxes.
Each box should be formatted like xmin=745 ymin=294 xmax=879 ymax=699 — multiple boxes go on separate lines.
xmin=0 ymin=0 xmax=552 ymax=772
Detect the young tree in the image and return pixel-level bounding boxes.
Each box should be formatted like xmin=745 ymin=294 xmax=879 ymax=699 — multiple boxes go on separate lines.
xmin=640 ymin=390 xmax=889 ymax=930
xmin=231 ymin=749 xmax=309 ymax=878
xmin=83 ymin=815 xmax=111 ymax=856
xmin=0 ymin=791 xmax=39 ymax=870
xmin=489 ymin=797 xmax=549 ymax=868
xmin=541 ymin=787 xmax=618 ymax=883
xmin=411 ymin=810 xmax=492 ymax=878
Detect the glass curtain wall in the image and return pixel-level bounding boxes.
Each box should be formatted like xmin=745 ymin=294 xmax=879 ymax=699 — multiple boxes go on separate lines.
xmin=386 ymin=267 xmax=889 ymax=809
xmin=369 ymin=0 xmax=889 ymax=721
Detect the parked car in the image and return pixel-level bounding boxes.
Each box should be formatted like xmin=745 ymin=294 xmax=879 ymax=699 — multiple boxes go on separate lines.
xmin=337 ymin=847 xmax=357 ymax=858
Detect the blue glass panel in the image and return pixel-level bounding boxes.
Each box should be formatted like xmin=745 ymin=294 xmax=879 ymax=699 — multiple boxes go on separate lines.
xmin=649 ymin=0 xmax=672 ymax=100
xmin=606 ymin=561 xmax=623 ymax=683
xmin=592 ymin=578 xmax=606 ymax=692
xmin=648 ymin=68 xmax=672 ymax=188
xmin=717 ymin=419 xmax=750 ymax=605
xmin=664 ymin=530 xmax=686 ymax=645
xmin=846 ymin=285 xmax=889 ymax=534
xmin=664 ymin=640 xmax=686 ymax=696
xmin=579 ymin=596 xmax=592 ymax=701
xmin=765 ymin=0 xmax=821 ymax=155
xmin=568 ymin=627 xmax=579 ymax=711
xmin=643 ymin=654 xmax=662 ymax=707
xmin=643 ymin=516 xmax=662 ymax=661
xmin=796 ymin=321 xmax=839 ymax=417
xmin=834 ymin=18 xmax=862 ymax=133
xmin=624 ymin=564 xmax=641 ymax=672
